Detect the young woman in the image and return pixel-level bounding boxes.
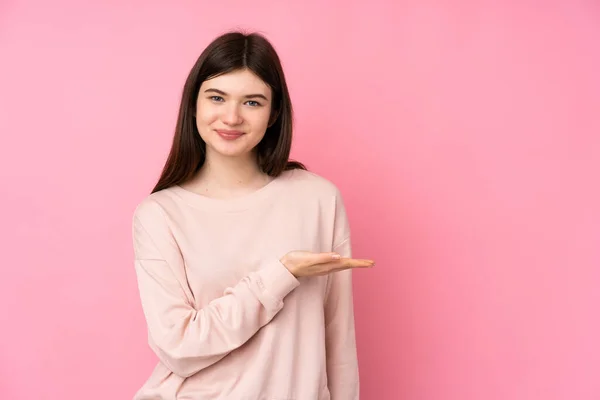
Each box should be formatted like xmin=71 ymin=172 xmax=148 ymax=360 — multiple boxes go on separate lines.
xmin=132 ymin=30 xmax=375 ymax=400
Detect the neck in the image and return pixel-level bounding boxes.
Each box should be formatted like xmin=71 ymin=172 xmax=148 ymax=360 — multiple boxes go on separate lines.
xmin=187 ymin=150 xmax=271 ymax=198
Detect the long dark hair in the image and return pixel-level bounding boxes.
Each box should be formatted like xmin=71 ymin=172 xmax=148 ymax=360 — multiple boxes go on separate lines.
xmin=151 ymin=30 xmax=305 ymax=194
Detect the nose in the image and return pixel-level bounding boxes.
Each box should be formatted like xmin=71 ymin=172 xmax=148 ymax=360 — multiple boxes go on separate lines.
xmin=221 ymin=103 xmax=243 ymax=126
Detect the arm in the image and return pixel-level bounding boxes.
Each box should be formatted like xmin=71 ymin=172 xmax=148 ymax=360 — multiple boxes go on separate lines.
xmin=324 ymin=192 xmax=360 ymax=399
xmin=132 ymin=198 xmax=299 ymax=378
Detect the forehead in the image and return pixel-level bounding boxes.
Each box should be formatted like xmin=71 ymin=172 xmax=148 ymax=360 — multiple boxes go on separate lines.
xmin=200 ymin=69 xmax=271 ymax=96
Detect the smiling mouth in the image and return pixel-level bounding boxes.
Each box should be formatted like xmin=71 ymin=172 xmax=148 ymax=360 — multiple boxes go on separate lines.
xmin=215 ymin=129 xmax=245 ymax=140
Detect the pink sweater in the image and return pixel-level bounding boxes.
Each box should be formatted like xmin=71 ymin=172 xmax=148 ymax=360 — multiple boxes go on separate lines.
xmin=132 ymin=169 xmax=359 ymax=400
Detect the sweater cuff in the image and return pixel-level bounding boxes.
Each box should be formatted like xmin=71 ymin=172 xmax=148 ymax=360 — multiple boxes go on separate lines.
xmin=256 ymin=259 xmax=300 ymax=303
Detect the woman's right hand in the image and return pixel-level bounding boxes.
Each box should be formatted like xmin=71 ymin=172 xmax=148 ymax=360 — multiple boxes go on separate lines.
xmin=280 ymin=251 xmax=374 ymax=278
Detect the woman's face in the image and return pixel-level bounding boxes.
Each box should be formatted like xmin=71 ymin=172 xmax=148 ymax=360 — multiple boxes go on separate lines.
xmin=195 ymin=68 xmax=274 ymax=160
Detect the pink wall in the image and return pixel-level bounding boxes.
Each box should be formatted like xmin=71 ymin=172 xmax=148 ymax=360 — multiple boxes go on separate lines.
xmin=1 ymin=1 xmax=599 ymax=399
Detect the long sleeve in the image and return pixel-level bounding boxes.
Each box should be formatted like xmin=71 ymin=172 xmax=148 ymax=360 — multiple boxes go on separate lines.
xmin=324 ymin=192 xmax=360 ymax=399
xmin=132 ymin=198 xmax=300 ymax=378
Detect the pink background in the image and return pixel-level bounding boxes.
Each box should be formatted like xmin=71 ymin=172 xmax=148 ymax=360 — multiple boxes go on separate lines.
xmin=1 ymin=1 xmax=599 ymax=399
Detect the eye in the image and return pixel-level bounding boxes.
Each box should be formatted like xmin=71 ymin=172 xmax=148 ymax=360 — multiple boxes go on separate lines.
xmin=246 ymin=100 xmax=261 ymax=107
xmin=209 ymin=96 xmax=224 ymax=102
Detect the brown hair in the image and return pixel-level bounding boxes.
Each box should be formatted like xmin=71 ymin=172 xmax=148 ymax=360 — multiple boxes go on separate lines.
xmin=151 ymin=30 xmax=305 ymax=194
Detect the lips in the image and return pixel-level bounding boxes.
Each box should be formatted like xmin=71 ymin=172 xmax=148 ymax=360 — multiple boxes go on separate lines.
xmin=215 ymin=129 xmax=245 ymax=140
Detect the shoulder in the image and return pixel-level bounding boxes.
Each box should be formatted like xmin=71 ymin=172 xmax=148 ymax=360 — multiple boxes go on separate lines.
xmin=132 ymin=188 xmax=177 ymax=225
xmin=283 ymin=168 xmax=343 ymax=199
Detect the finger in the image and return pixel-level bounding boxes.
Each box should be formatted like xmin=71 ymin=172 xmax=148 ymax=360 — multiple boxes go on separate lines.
xmin=341 ymin=257 xmax=374 ymax=264
xmin=327 ymin=264 xmax=368 ymax=274
xmin=349 ymin=262 xmax=375 ymax=269
xmin=316 ymin=258 xmax=374 ymax=271
xmin=348 ymin=258 xmax=375 ymax=263
xmin=344 ymin=260 xmax=375 ymax=268
xmin=324 ymin=262 xmax=374 ymax=274
xmin=314 ymin=252 xmax=341 ymax=264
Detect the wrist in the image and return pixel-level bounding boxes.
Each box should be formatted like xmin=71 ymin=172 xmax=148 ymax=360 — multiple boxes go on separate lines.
xmin=279 ymin=256 xmax=297 ymax=277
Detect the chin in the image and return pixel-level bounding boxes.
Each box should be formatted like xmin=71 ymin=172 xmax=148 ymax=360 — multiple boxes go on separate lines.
xmin=210 ymin=143 xmax=254 ymax=158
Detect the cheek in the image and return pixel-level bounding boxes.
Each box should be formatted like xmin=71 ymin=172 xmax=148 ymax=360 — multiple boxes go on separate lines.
xmin=196 ymin=105 xmax=219 ymax=126
xmin=249 ymin=110 xmax=272 ymax=131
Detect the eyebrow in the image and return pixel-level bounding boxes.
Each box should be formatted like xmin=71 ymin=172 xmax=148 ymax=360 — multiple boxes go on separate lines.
xmin=204 ymin=88 xmax=269 ymax=101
